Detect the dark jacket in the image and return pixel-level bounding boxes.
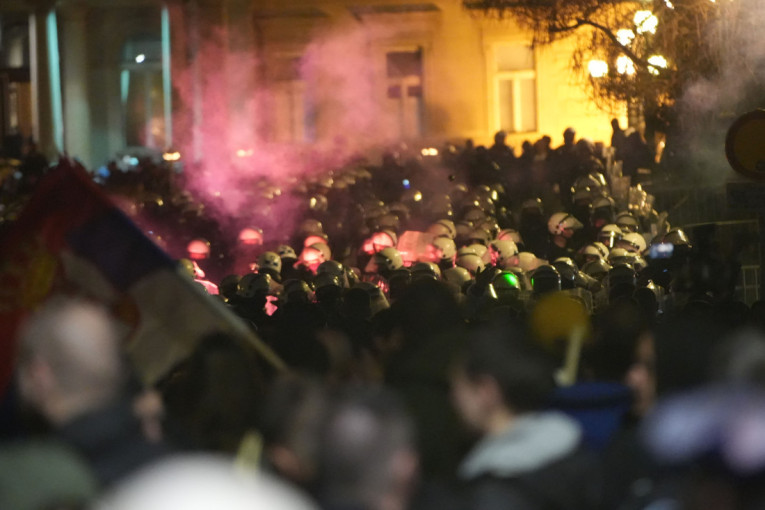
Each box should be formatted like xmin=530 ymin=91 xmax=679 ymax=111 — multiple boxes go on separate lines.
xmin=458 ymin=412 xmax=601 ymax=510
xmin=57 ymin=400 xmax=170 ymax=488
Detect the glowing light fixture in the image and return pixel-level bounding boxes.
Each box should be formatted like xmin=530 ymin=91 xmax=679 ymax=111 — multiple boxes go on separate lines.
xmin=135 ymin=53 xmax=146 ymax=63
xmin=664 ymin=0 xmax=675 ymax=8
xmin=588 ymin=60 xmax=609 ymax=78
xmin=162 ymin=151 xmax=181 ymax=161
xmin=420 ymin=147 xmax=439 ymax=156
xmin=634 ymin=10 xmax=658 ymax=34
xmin=616 ymin=56 xmax=636 ymax=75
xmin=616 ymin=29 xmax=635 ymax=46
xmin=413 ymin=191 xmax=423 ymax=202
xmin=647 ymin=55 xmax=668 ymax=75
xmin=236 ymin=149 xmax=254 ymax=158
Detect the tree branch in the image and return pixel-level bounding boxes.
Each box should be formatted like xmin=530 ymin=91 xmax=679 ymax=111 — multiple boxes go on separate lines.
xmin=569 ymin=18 xmax=658 ymax=72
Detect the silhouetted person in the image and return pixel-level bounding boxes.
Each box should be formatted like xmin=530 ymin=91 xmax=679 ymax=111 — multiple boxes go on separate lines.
xmin=452 ymin=326 xmax=601 ymax=510
xmin=488 ymin=131 xmax=516 ymax=173
xmin=622 ymin=130 xmax=653 ymax=183
xmin=552 ymin=128 xmax=578 ymax=204
xmin=16 ymin=296 xmax=169 ymax=487
xmin=610 ymin=119 xmax=627 ymax=161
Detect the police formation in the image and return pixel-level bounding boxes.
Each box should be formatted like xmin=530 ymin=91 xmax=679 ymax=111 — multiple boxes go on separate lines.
xmin=178 ymin=127 xmax=701 ymax=326
xmin=5 ymin=124 xmax=765 ymax=510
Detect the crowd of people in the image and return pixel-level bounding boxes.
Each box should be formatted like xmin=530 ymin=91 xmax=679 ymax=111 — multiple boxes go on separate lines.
xmin=2 ymin=122 xmax=765 ymax=510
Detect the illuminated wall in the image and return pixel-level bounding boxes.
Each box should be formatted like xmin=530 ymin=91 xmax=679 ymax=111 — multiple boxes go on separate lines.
xmin=2 ymin=0 xmax=624 ymax=167
xmin=254 ymin=0 xmax=623 ymax=151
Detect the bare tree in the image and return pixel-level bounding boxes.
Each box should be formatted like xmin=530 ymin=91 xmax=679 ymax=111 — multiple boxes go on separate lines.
xmin=464 ymin=0 xmax=754 ymax=120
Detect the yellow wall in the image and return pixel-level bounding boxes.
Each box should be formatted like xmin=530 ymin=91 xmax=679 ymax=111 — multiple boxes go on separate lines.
xmin=14 ymin=0 xmax=626 ymax=165
xmin=474 ymin=14 xmax=624 ymax=149
xmin=253 ymin=0 xmax=623 ymax=152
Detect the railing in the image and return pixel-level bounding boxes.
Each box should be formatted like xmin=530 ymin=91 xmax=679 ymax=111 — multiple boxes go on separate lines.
xmin=737 ymin=265 xmax=760 ymax=306
xmin=644 ymin=180 xmax=763 ymax=305
xmin=647 ymin=182 xmax=754 ymax=227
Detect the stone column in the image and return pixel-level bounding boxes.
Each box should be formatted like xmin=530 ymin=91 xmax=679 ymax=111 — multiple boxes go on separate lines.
xmin=28 ymin=1 xmax=59 ymax=159
xmin=165 ymin=0 xmax=190 ymax=153
xmin=59 ymin=2 xmax=93 ymax=168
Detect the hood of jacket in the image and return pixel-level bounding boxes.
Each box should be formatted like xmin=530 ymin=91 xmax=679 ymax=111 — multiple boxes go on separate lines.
xmin=458 ymin=411 xmax=582 ymax=480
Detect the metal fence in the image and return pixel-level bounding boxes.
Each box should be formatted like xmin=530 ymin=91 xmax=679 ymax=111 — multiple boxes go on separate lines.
xmin=647 ymin=180 xmax=762 ymax=305
xmin=647 ymin=182 xmax=754 ymax=227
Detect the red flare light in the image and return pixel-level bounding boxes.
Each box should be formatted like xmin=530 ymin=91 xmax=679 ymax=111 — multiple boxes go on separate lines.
xmin=362 ymin=231 xmax=396 ymax=255
xmin=187 ymin=239 xmax=210 ymax=260
xmin=239 ymin=228 xmax=263 ymax=246
xmin=299 ymin=246 xmax=325 ymax=274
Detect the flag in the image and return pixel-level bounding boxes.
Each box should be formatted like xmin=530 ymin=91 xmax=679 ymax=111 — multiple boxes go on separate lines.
xmin=0 ymin=160 xmax=285 ymax=396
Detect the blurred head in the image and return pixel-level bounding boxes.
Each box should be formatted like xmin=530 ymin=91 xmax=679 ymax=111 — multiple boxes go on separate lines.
xmin=317 ymin=387 xmax=418 ymax=510
xmin=451 ymin=327 xmax=555 ymax=432
xmin=161 ymin=333 xmax=265 ymax=454
xmin=16 ymin=296 xmax=127 ymax=424
xmin=95 ymin=456 xmax=316 ymax=510
xmin=259 ymin=376 xmax=331 ymax=487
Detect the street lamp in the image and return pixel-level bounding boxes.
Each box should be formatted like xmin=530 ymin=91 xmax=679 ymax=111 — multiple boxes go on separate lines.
xmin=634 ymin=10 xmax=658 ymax=34
xmin=588 ymin=60 xmax=609 ymax=78
xmin=616 ymin=29 xmax=635 ymax=46
xmin=617 ymin=56 xmax=636 ymax=75
xmin=647 ymin=55 xmax=668 ymax=75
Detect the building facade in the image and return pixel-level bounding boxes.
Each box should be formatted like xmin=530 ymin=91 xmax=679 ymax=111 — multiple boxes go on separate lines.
xmin=0 ymin=0 xmax=623 ymax=170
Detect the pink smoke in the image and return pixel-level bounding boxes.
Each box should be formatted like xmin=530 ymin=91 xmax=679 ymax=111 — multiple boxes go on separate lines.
xmin=169 ymin=21 xmax=401 ymax=243
xmin=677 ymin=0 xmax=765 ymax=180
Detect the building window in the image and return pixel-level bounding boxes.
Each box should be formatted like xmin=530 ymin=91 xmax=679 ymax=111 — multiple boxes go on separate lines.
xmin=385 ymin=50 xmax=423 ymax=139
xmin=494 ymin=44 xmax=537 ymax=133
xmin=270 ymin=56 xmax=312 ymax=143
xmin=121 ymin=38 xmax=166 ymax=149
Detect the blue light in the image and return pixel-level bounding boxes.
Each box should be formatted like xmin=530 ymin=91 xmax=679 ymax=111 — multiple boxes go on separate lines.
xmin=46 ymin=10 xmax=64 ymax=152
xmin=161 ymin=4 xmax=172 ymax=146
xmin=120 ymin=69 xmax=130 ymax=105
xmin=402 ymin=179 xmax=411 ymax=189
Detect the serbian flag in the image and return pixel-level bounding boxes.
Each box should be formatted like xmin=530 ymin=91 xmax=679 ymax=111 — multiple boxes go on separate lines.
xmin=0 ymin=160 xmax=285 ymax=396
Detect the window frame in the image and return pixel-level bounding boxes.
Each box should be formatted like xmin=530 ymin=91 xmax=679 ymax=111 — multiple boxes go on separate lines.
xmin=490 ymin=43 xmax=538 ymax=135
